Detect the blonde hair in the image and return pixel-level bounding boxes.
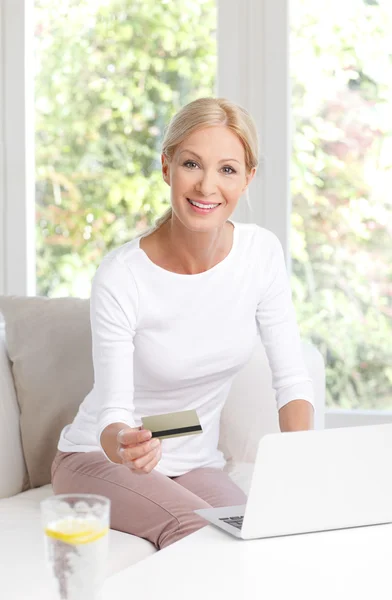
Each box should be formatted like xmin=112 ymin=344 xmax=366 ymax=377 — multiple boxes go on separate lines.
xmin=153 ymin=97 xmax=259 ymax=230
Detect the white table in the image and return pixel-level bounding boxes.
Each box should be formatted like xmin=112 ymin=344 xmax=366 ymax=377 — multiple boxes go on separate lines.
xmin=103 ymin=522 xmax=392 ymax=600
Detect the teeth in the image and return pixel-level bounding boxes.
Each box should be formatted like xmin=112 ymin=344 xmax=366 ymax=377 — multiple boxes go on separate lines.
xmin=188 ymin=199 xmax=219 ymax=210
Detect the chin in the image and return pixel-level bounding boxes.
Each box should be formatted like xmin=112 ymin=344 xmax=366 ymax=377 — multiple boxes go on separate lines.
xmin=174 ymin=201 xmax=230 ymax=231
xmin=181 ymin=213 xmax=225 ymax=233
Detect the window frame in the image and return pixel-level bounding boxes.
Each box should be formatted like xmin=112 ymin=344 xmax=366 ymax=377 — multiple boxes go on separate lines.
xmin=1 ymin=0 xmax=391 ymax=426
xmin=219 ymin=0 xmax=291 ymax=269
xmin=0 ymin=0 xmax=35 ymax=297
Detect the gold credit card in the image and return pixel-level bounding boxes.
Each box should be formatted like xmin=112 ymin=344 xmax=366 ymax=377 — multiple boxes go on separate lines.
xmin=141 ymin=409 xmax=203 ymax=440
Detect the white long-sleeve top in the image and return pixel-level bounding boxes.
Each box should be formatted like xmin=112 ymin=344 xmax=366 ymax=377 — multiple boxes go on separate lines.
xmin=58 ymin=221 xmax=314 ymax=476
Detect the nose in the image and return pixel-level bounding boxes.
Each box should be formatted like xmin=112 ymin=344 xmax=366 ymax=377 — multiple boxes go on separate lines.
xmin=195 ymin=169 xmax=217 ymax=197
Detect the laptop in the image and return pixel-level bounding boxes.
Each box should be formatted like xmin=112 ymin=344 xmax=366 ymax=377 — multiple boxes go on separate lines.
xmin=194 ymin=423 xmax=392 ymax=539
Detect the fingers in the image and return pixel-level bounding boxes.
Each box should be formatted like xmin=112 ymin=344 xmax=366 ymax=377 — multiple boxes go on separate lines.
xmin=130 ymin=442 xmax=161 ymax=473
xmin=132 ymin=446 xmax=162 ymax=475
xmin=115 ymin=426 xmax=162 ymax=474
xmin=133 ymin=438 xmax=160 ymax=460
xmin=120 ymin=437 xmax=160 ymax=462
xmin=117 ymin=427 xmax=151 ymax=446
xmin=117 ymin=435 xmax=161 ymax=474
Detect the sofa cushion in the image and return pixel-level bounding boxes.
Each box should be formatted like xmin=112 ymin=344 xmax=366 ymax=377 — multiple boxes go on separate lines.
xmin=224 ymin=461 xmax=255 ymax=496
xmin=219 ymin=339 xmax=279 ymax=465
xmin=0 ymin=296 xmax=93 ymax=488
xmin=0 ymin=483 xmax=156 ymax=598
xmin=0 ymin=323 xmax=29 ymax=498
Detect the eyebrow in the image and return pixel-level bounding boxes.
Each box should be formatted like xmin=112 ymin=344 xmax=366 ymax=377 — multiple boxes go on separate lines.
xmin=178 ymin=149 xmax=241 ymax=164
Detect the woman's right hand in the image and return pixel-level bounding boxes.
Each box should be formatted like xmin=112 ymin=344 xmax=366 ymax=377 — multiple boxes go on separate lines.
xmin=116 ymin=427 xmax=162 ymax=474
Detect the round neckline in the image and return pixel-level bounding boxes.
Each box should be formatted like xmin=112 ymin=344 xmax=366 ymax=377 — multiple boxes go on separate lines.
xmin=137 ymin=220 xmax=238 ymax=279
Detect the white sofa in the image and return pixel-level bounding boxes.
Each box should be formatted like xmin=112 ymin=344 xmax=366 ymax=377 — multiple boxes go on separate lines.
xmin=0 ymin=296 xmax=325 ymax=598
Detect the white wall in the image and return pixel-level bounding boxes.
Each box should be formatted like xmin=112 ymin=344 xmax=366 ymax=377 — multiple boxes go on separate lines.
xmin=0 ymin=0 xmax=5 ymax=295
xmin=0 ymin=0 xmax=35 ymax=296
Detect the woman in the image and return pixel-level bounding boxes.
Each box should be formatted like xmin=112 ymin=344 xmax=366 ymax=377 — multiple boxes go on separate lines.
xmin=52 ymin=97 xmax=314 ymax=550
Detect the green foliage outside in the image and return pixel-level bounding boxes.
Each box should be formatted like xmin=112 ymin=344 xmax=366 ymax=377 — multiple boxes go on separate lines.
xmin=34 ymin=0 xmax=216 ymax=297
xmin=291 ymin=0 xmax=392 ymax=409
xmin=35 ymin=0 xmax=392 ymax=409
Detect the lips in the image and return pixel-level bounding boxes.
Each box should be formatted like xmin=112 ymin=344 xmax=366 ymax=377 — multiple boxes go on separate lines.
xmin=186 ymin=198 xmax=221 ymax=209
xmin=186 ymin=198 xmax=221 ymax=214
xmin=187 ymin=198 xmax=221 ymax=206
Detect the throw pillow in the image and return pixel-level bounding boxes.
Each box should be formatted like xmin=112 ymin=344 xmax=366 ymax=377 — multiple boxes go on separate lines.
xmin=0 ymin=296 xmax=92 ymax=488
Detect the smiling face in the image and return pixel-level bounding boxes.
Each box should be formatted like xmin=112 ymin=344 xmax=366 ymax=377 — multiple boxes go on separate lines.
xmin=162 ymin=126 xmax=256 ymax=232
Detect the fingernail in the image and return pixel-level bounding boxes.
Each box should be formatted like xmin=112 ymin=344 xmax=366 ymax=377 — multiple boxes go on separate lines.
xmin=151 ymin=439 xmax=160 ymax=448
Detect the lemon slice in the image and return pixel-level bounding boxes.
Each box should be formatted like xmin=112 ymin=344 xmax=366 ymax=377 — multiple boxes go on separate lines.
xmin=45 ymin=518 xmax=108 ymax=545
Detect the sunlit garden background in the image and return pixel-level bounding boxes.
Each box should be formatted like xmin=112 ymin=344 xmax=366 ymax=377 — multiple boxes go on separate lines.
xmin=34 ymin=0 xmax=392 ymax=410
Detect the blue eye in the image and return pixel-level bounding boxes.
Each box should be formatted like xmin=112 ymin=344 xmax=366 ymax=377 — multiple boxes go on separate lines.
xmin=222 ymin=166 xmax=236 ymax=174
xmin=182 ymin=161 xmax=236 ymax=174
xmin=183 ymin=160 xmax=198 ymax=169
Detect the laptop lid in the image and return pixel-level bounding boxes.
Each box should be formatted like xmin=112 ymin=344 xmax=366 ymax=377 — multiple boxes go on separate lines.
xmin=241 ymin=423 xmax=392 ymax=539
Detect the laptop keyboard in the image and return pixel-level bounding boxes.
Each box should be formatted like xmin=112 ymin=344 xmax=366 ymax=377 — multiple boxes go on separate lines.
xmin=219 ymin=515 xmax=244 ymax=530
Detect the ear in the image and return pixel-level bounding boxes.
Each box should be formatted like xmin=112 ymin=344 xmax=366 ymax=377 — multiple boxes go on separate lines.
xmin=161 ymin=153 xmax=171 ymax=186
xmin=242 ymin=167 xmax=256 ymax=193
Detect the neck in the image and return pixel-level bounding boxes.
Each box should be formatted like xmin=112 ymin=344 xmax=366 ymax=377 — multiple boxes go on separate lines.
xmin=161 ymin=216 xmax=232 ymax=275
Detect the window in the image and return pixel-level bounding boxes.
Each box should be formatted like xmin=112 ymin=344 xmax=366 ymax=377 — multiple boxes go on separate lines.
xmin=291 ymin=0 xmax=392 ymax=410
xmin=5 ymin=0 xmax=391 ymax=424
xmin=34 ymin=0 xmax=217 ymax=297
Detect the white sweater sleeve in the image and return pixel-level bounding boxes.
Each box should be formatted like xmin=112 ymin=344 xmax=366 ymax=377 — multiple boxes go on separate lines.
xmin=90 ymin=255 xmax=138 ymax=445
xmin=256 ymin=232 xmax=315 ymax=411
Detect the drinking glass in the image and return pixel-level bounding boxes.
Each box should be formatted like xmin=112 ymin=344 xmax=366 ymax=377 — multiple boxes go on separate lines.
xmin=41 ymin=493 xmax=110 ymax=600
